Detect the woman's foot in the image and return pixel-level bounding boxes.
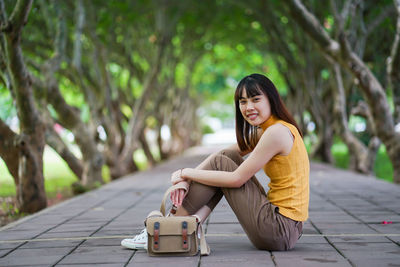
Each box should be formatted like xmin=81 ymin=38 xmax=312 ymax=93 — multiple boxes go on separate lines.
xmin=121 ymin=228 xmax=147 ymax=250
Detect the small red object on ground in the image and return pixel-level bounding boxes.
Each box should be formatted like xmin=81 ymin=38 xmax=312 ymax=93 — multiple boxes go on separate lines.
xmin=381 ymin=221 xmax=393 ymax=224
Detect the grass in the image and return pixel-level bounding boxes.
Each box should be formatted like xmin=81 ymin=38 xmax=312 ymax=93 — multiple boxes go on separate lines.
xmin=330 ymin=142 xmax=393 ymax=183
xmin=373 ymin=147 xmax=394 ymax=182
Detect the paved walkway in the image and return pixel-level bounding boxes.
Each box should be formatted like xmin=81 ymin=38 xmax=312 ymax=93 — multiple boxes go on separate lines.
xmin=0 ymin=146 xmax=399 ymax=267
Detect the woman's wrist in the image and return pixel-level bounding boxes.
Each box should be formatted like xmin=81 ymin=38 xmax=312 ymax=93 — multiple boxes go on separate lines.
xmin=181 ymin=168 xmax=191 ymax=183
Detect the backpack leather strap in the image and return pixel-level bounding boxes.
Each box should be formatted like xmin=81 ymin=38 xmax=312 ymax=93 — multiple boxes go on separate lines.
xmin=192 ymin=214 xmax=210 ymax=256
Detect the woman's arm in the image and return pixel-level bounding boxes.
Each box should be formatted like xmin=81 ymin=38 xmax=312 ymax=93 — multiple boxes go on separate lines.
xmin=170 ymin=143 xmax=247 ymax=206
xmin=172 ymin=124 xmax=293 ymax=188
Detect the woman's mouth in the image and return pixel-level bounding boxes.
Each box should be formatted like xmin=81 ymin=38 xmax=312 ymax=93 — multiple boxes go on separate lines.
xmin=247 ymin=113 xmax=258 ymax=120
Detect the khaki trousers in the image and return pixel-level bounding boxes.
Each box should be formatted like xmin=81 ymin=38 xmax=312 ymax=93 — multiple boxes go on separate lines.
xmin=182 ymin=149 xmax=303 ymax=251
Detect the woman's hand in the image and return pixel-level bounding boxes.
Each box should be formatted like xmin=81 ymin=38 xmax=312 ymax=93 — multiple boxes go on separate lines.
xmin=171 ymin=168 xmax=185 ymax=185
xmin=170 ymin=180 xmax=190 ymax=207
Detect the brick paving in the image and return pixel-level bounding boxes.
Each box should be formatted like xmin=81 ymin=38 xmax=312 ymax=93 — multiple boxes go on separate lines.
xmin=0 ymin=146 xmax=399 ymax=266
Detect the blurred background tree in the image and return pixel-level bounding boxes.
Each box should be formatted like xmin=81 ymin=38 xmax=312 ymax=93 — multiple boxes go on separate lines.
xmin=0 ymin=0 xmax=398 ymax=214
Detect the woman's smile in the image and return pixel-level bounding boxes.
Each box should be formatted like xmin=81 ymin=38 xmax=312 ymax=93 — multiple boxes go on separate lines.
xmin=246 ymin=112 xmax=258 ymax=121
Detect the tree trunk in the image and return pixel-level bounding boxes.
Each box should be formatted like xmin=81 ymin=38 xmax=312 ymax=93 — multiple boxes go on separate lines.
xmin=387 ymin=0 xmax=400 ymax=124
xmin=109 ymin=147 xmax=139 ymax=180
xmin=44 ymin=120 xmax=83 ymax=179
xmin=157 ymin=123 xmax=169 ymax=161
xmin=332 ymin=63 xmax=373 ymax=173
xmin=0 ymin=0 xmax=47 ymax=212
xmin=139 ymin=129 xmax=156 ymax=168
xmin=311 ymin=123 xmax=334 ymax=164
xmin=45 ymin=82 xmax=104 ymax=187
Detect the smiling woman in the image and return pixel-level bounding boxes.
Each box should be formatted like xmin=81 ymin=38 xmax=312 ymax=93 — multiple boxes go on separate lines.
xmin=122 ymin=73 xmax=310 ymax=252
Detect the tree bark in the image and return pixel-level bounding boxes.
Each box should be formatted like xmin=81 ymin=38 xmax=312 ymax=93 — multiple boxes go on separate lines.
xmin=332 ymin=63 xmax=374 ymax=173
xmin=311 ymin=126 xmax=334 ymax=163
xmin=0 ymin=118 xmax=19 ymax=179
xmin=156 ymin=119 xmax=169 ymax=161
xmin=0 ymin=0 xmax=47 ymax=212
xmin=387 ymin=0 xmax=400 ymax=124
xmin=139 ymin=129 xmax=156 ymax=168
xmin=351 ymin=100 xmax=381 ymax=169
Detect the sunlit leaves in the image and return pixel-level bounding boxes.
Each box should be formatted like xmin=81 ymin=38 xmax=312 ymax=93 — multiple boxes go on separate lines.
xmin=0 ymin=85 xmax=16 ymax=123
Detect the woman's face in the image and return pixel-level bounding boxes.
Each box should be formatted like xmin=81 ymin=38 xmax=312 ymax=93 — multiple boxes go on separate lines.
xmin=239 ymin=89 xmax=271 ymax=126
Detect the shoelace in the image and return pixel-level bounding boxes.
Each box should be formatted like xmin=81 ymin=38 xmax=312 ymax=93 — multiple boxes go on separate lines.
xmin=132 ymin=229 xmax=147 ymax=241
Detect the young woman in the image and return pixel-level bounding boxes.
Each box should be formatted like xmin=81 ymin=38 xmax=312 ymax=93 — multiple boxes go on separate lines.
xmin=121 ymin=73 xmax=309 ymax=251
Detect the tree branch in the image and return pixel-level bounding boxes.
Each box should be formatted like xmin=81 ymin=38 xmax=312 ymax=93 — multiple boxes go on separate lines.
xmin=332 ymin=63 xmax=371 ymax=173
xmin=0 ymin=0 xmax=8 ymax=25
xmin=5 ymin=0 xmax=33 ymax=35
xmin=351 ymin=100 xmax=377 ymax=134
xmin=387 ymin=1 xmax=400 ymax=77
xmin=286 ymin=0 xmax=340 ymax=56
xmin=340 ymin=0 xmax=354 ymax=21
xmin=72 ymin=0 xmax=84 ymax=70
xmin=387 ymin=0 xmax=400 ymax=123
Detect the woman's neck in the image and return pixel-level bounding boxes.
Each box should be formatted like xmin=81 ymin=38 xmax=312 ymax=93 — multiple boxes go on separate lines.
xmin=259 ymin=115 xmax=278 ymax=131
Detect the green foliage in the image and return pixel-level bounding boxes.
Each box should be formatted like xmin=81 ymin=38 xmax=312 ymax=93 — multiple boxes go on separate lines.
xmin=193 ymin=43 xmax=286 ymax=102
xmin=0 ymin=200 xmax=24 ymax=223
xmin=134 ymin=149 xmax=150 ymax=171
xmin=0 ymin=85 xmax=16 ymax=122
xmin=202 ymin=124 xmax=215 ymax=135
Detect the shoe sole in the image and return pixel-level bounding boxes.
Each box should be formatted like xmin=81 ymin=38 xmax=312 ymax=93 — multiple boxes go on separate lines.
xmin=121 ymin=240 xmax=147 ymax=250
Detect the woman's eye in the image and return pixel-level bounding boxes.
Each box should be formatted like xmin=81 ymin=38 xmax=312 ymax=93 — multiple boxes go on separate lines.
xmin=239 ymin=100 xmax=246 ymax=105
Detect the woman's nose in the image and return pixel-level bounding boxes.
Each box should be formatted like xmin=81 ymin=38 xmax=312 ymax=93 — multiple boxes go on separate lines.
xmin=246 ymin=102 xmax=255 ymax=110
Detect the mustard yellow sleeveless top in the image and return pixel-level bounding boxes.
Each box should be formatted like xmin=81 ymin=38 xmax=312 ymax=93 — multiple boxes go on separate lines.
xmin=260 ymin=116 xmax=310 ymax=221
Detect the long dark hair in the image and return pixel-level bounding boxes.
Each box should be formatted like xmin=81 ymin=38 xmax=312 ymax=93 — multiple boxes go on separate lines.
xmin=234 ymin=73 xmax=303 ymax=152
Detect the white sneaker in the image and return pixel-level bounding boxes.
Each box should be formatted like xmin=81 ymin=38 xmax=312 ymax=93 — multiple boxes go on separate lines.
xmin=121 ymin=228 xmax=148 ymax=250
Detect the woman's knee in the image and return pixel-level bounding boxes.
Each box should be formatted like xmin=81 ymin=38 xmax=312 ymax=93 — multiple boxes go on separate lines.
xmin=219 ymin=148 xmax=244 ymax=166
xmin=182 ymin=181 xmax=219 ymax=214
xmin=209 ymin=153 xmax=239 ymax=172
xmin=251 ymin=236 xmax=289 ymax=251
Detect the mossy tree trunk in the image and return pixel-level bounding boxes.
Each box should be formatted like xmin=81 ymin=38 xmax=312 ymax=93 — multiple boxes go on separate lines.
xmin=0 ymin=0 xmax=47 ymax=212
